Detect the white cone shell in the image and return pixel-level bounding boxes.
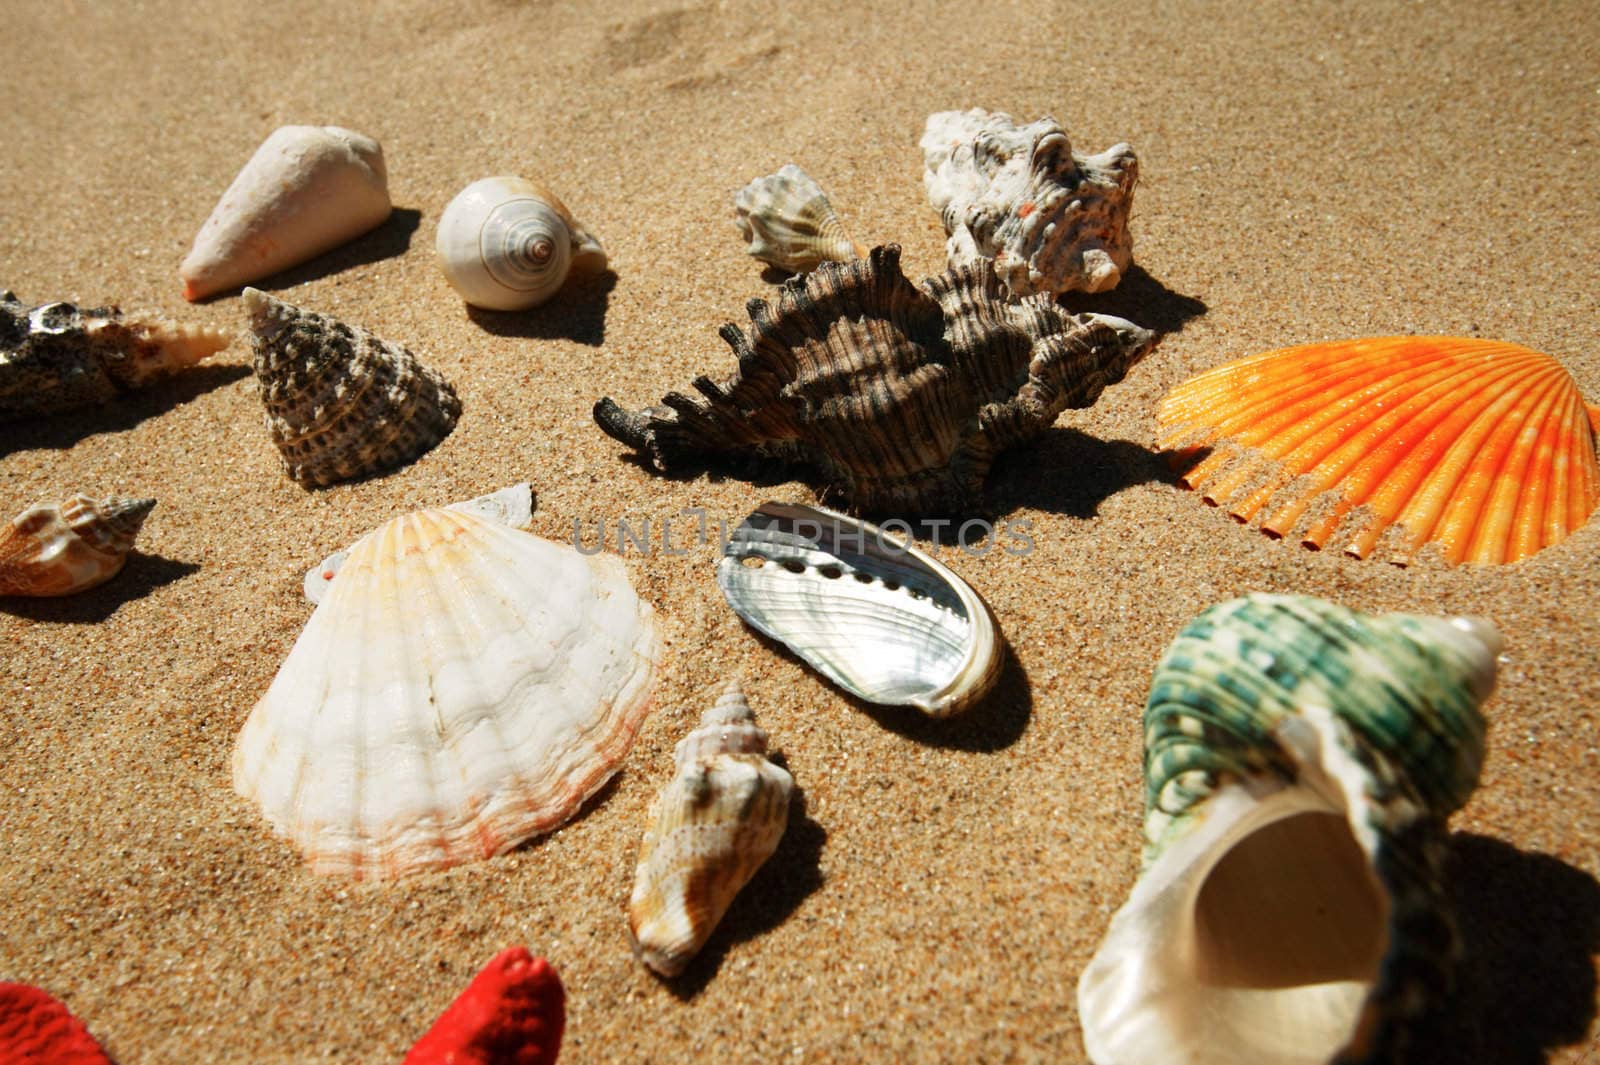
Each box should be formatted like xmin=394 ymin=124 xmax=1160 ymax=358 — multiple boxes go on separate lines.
xmin=180 ymin=125 xmax=391 ymax=301
xmin=435 ymin=176 xmax=608 ymax=311
xmin=233 ymin=507 xmax=661 ymax=880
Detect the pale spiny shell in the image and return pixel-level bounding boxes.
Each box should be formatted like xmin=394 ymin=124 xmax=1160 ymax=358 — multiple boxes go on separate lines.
xmin=921 ymin=108 xmax=1137 ymax=296
xmin=0 ymin=494 xmax=155 ymax=597
xmin=1157 ymin=336 xmax=1600 ymax=565
xmin=233 ymin=505 xmax=661 ymax=880
xmin=628 ymin=679 xmax=792 ymax=976
xmin=733 ymin=164 xmax=868 ymax=273
xmin=1 ymin=292 xmax=232 ymax=421
xmin=244 ymin=288 xmax=461 ymax=488
xmin=594 ymin=245 xmax=1156 ymax=515
xmin=180 ymin=125 xmax=391 ymax=301
xmin=717 ymin=502 xmax=1002 ymax=717
xmin=1078 ymin=594 xmax=1500 ymax=1065
xmin=436 ymin=176 xmax=608 ymax=311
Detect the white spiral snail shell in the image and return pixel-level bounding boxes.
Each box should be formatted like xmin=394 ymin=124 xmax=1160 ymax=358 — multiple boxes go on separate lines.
xmin=435 ymin=176 xmax=608 ymax=311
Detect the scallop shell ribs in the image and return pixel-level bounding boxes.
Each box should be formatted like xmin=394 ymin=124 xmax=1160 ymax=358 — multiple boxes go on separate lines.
xmin=921 ymin=109 xmax=1138 ymax=297
xmin=232 ymin=506 xmax=662 ymax=879
xmin=1157 ymin=336 xmax=1600 ymax=564
xmin=594 ymin=245 xmax=1156 ymax=514
xmin=245 ymin=288 xmax=461 ymax=488
xmin=1 ymin=291 xmax=232 ymax=420
xmin=0 ymin=494 xmax=155 ymax=597
xmin=628 ymin=680 xmax=792 ymax=976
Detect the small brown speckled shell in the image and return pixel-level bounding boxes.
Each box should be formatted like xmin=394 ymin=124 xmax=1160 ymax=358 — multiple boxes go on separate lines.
xmin=244 ymin=288 xmax=461 ymax=488
xmin=0 ymin=494 xmax=155 ymax=596
xmin=628 ymin=680 xmax=792 ymax=977
xmin=595 ymin=245 xmax=1155 ymax=514
xmin=1 ymin=291 xmax=232 ymax=421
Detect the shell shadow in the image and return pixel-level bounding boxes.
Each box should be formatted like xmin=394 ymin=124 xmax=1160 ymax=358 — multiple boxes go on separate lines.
xmin=1057 ymin=263 xmax=1208 ymax=336
xmin=465 ymin=270 xmax=617 ymax=347
xmin=0 ymin=552 xmax=200 ymax=623
xmin=731 ymin=622 xmax=1031 ymax=753
xmin=855 ymin=634 xmax=1032 ymax=752
xmin=0 ymin=363 xmax=251 ymax=458
xmin=658 ymin=779 xmax=827 ymax=999
xmin=1407 ymin=832 xmax=1600 ymax=1064
xmin=988 ymin=428 xmax=1201 ymax=521
xmin=188 ymin=207 xmax=424 ymax=302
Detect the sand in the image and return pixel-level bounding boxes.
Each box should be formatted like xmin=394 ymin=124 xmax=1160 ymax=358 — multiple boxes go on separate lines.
xmin=3 ymin=0 xmax=1598 ymax=1060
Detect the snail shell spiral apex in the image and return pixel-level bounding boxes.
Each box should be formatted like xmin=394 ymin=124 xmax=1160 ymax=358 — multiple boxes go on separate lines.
xmin=436 ymin=176 xmax=608 ymax=311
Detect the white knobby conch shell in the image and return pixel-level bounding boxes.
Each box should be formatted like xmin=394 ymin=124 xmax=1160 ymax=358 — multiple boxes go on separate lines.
xmin=733 ymin=164 xmax=868 ymax=273
xmin=920 ymin=108 xmax=1137 ymax=296
xmin=628 ymin=679 xmax=793 ymax=977
xmin=0 ymin=494 xmax=155 ymax=597
xmin=233 ymin=505 xmax=662 ymax=880
xmin=716 ymin=502 xmax=1003 ymax=717
xmin=435 ymin=176 xmax=608 ymax=311
xmin=180 ymin=125 xmax=392 ymax=301
xmin=1077 ymin=594 xmax=1501 ymax=1065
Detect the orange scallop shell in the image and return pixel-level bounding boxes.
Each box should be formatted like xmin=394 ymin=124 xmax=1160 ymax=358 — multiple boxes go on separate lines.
xmin=1155 ymin=336 xmax=1600 ymax=565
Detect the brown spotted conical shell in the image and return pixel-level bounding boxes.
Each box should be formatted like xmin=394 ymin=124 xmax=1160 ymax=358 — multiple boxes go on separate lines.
xmin=594 ymin=244 xmax=1156 ymax=514
xmin=244 ymin=288 xmax=461 ymax=488
xmin=0 ymin=494 xmax=155 ymax=596
xmin=627 ymin=680 xmax=792 ymax=977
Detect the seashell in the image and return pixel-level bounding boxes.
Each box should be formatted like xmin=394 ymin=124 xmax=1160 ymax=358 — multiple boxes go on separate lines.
xmin=0 ymin=983 xmax=114 ymax=1065
xmin=233 ymin=505 xmax=661 ymax=880
xmin=244 ymin=287 xmax=461 ymax=489
xmin=920 ymin=108 xmax=1138 ymax=297
xmin=594 ymin=245 xmax=1156 ymax=514
xmin=180 ymin=125 xmax=391 ymax=301
xmin=1156 ymin=336 xmax=1600 ymax=565
xmin=717 ymin=502 xmax=1001 ymax=717
xmin=628 ymin=679 xmax=793 ymax=977
xmin=733 ymin=164 xmax=868 ymax=273
xmin=404 ymin=947 xmax=565 ymax=1065
xmin=436 ymin=176 xmax=608 ymax=311
xmin=0 ymin=494 xmax=155 ymax=597
xmin=1 ymin=291 xmax=232 ymax=421
xmin=1078 ymin=593 xmax=1501 ymax=1065
xmin=302 ymin=483 xmax=536 ymax=605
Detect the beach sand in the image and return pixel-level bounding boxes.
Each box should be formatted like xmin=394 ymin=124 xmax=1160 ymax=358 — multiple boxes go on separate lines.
xmin=2 ymin=0 xmax=1597 ymax=1060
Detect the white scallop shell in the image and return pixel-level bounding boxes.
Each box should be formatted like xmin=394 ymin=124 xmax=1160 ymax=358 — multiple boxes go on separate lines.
xmin=436 ymin=176 xmax=608 ymax=311
xmin=234 ymin=505 xmax=661 ymax=880
xmin=716 ymin=502 xmax=1002 ymax=717
xmin=628 ymin=679 xmax=793 ymax=977
xmin=180 ymin=125 xmax=391 ymax=301
xmin=302 ymin=483 xmax=536 ymax=605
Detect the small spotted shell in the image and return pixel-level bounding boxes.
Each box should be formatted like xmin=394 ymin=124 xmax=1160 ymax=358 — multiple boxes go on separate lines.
xmin=0 ymin=494 xmax=155 ymax=597
xmin=627 ymin=679 xmax=792 ymax=976
xmin=436 ymin=176 xmax=608 ymax=311
xmin=733 ymin=164 xmax=867 ymax=273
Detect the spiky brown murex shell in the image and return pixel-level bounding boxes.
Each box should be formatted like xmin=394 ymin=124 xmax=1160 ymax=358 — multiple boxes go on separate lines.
xmin=594 ymin=245 xmax=1155 ymax=514
xmin=245 ymin=288 xmax=461 ymax=489
xmin=0 ymin=291 xmax=232 ymax=420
